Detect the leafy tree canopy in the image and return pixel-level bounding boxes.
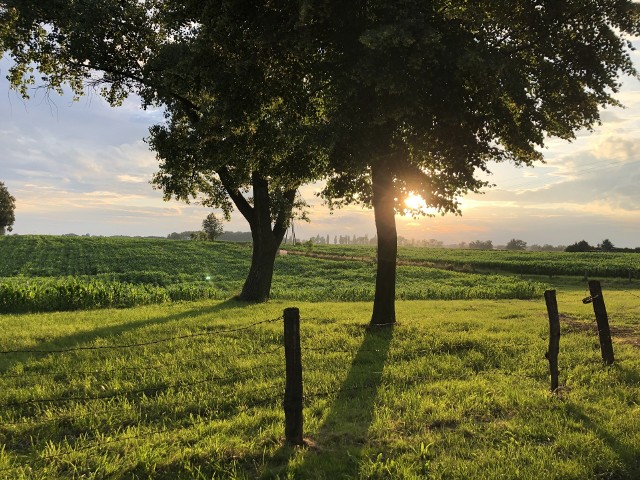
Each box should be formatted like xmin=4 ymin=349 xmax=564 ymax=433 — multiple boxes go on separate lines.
xmin=202 ymin=213 xmax=224 ymax=241
xmin=598 ymin=239 xmax=615 ymax=252
xmin=0 ymin=0 xmax=329 ymax=301
xmin=506 ymin=239 xmax=527 ymax=251
xmin=0 ymin=181 xmax=16 ymax=234
xmin=565 ymin=240 xmax=594 ymax=252
xmin=1 ymin=0 xmax=327 ymax=206
xmin=311 ymin=0 xmax=640 ymax=212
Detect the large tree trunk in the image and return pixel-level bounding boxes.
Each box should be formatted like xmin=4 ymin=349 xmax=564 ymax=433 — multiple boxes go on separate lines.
xmin=239 ymin=228 xmax=279 ymax=301
xmin=0 ymin=226 xmax=5 ymax=236
xmin=219 ymin=169 xmax=294 ymax=302
xmin=370 ymin=161 xmax=397 ymax=325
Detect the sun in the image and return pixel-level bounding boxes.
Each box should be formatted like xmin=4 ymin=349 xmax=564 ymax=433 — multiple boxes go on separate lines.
xmin=404 ymin=193 xmax=426 ymax=210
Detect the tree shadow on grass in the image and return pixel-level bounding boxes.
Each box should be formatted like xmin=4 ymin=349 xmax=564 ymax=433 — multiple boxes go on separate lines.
xmin=0 ymin=298 xmax=283 ymax=461
xmin=564 ymin=401 xmax=640 ymax=478
xmin=0 ymin=298 xmax=249 ymax=374
xmin=263 ymin=323 xmax=395 ymax=478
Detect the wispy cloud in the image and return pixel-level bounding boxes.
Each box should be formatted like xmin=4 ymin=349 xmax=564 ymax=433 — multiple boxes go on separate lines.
xmin=2 ymin=57 xmax=640 ymax=246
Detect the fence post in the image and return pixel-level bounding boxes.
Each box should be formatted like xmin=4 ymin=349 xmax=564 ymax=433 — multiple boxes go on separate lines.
xmin=283 ymin=307 xmax=304 ymax=445
xmin=588 ymin=280 xmax=615 ymax=365
xmin=544 ymin=290 xmax=560 ymax=392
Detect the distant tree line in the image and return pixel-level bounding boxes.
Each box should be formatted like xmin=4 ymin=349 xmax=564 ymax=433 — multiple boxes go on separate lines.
xmin=295 ymin=235 xmax=444 ymax=247
xmin=167 ymin=231 xmax=253 ymax=242
xmin=565 ymin=239 xmax=640 ymax=253
xmin=64 ymin=231 xmax=640 ymax=253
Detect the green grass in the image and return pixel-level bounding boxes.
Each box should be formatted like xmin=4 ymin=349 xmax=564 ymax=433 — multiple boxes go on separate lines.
xmin=0 ymin=235 xmax=250 ymax=278
xmin=0 ymin=294 xmax=638 ymax=479
xmin=0 ymin=236 xmax=548 ymax=312
xmin=0 ymin=235 xmax=638 ymax=478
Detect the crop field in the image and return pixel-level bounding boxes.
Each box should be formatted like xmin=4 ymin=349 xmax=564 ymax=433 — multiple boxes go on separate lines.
xmin=287 ymin=243 xmax=640 ymax=278
xmin=0 ymin=236 xmax=546 ymax=313
xmin=0 ymin=235 xmax=638 ymax=479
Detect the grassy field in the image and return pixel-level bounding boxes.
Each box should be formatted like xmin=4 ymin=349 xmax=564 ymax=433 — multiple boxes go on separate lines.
xmin=0 ymin=294 xmax=638 ymax=479
xmin=0 ymin=236 xmax=638 ymax=478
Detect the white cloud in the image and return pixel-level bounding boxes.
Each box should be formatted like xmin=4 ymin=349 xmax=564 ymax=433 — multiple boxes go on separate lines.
xmin=3 ymin=56 xmax=640 ymax=246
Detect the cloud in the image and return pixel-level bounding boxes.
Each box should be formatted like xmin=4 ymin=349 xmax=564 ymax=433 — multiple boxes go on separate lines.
xmin=117 ymin=174 xmax=148 ymax=183
xmin=2 ymin=57 xmax=640 ymax=246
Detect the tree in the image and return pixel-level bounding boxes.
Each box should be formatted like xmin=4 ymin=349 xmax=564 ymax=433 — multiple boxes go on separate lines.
xmin=202 ymin=213 xmax=225 ymax=241
xmin=505 ymin=239 xmax=527 ymax=251
xmin=565 ymin=240 xmax=593 ymax=253
xmin=1 ymin=1 xmax=327 ymax=302
xmin=306 ymin=1 xmax=640 ymax=324
xmin=598 ymin=239 xmax=615 ymax=252
xmin=0 ymin=182 xmax=16 ymax=235
xmin=167 ymin=231 xmax=198 ymax=241
xmin=190 ymin=231 xmax=208 ymax=241
xmin=469 ymin=240 xmax=494 ymax=251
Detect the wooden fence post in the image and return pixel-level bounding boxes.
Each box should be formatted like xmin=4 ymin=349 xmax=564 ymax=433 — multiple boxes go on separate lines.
xmin=588 ymin=280 xmax=615 ymax=365
xmin=283 ymin=307 xmax=304 ymax=445
xmin=544 ymin=290 xmax=560 ymax=392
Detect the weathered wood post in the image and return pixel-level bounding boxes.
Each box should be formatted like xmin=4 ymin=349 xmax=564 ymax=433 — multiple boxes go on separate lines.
xmin=544 ymin=290 xmax=560 ymax=392
xmin=283 ymin=307 xmax=304 ymax=445
xmin=588 ymin=280 xmax=615 ymax=365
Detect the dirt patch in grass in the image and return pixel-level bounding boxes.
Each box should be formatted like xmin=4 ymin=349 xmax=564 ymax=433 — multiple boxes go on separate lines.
xmin=560 ymin=314 xmax=640 ymax=348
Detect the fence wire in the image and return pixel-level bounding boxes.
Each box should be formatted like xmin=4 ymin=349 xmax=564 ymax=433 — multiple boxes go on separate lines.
xmin=1 ymin=344 xmax=283 ymax=381
xmin=0 ymin=316 xmax=282 ymax=356
xmin=0 ymin=362 xmax=283 ymax=411
xmin=1 ymin=303 xmax=628 ymax=476
xmin=0 ymin=312 xmax=287 ymax=474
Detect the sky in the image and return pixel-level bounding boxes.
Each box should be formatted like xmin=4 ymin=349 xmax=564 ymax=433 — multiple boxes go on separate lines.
xmin=2 ymin=50 xmax=640 ymax=248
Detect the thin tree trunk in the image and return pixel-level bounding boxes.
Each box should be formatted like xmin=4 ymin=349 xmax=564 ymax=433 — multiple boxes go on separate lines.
xmin=370 ymin=161 xmax=397 ymax=325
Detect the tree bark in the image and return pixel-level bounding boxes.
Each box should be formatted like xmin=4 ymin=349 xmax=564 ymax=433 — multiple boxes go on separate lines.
xmin=370 ymin=161 xmax=397 ymax=325
xmin=217 ymin=170 xmax=295 ymax=302
xmin=239 ymin=230 xmax=279 ymax=302
xmin=0 ymin=226 xmax=5 ymax=236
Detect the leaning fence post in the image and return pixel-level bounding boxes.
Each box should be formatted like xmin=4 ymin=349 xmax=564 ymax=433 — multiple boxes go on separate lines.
xmin=588 ymin=280 xmax=615 ymax=365
xmin=544 ymin=290 xmax=560 ymax=392
xmin=283 ymin=307 xmax=304 ymax=445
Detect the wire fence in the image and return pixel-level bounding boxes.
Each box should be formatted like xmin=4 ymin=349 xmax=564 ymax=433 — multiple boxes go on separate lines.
xmin=0 ymin=383 xmax=286 ymax=475
xmin=0 ymin=314 xmax=287 ymax=475
xmin=0 ymin=317 xmax=280 ymax=355
xmin=0 ymin=293 xmax=634 ymax=475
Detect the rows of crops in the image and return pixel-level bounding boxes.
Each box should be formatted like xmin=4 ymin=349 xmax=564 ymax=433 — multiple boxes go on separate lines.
xmin=0 ymin=236 xmax=547 ymax=313
xmin=0 ymin=235 xmax=250 ymax=278
xmin=0 ymin=277 xmax=228 ymax=313
xmin=288 ymin=244 xmax=640 ymax=278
